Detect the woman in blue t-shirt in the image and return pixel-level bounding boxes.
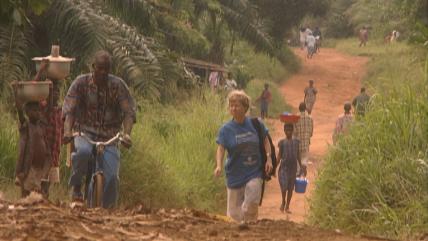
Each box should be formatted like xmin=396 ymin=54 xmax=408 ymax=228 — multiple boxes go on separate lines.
xmin=215 ymin=90 xmax=273 ymax=222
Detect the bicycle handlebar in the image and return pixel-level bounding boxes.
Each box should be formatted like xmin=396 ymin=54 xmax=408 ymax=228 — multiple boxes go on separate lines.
xmin=72 ymin=132 xmax=123 ymax=147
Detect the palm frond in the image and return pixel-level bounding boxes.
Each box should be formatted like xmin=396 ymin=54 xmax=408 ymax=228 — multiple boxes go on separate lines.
xmin=103 ymin=0 xmax=158 ymax=36
xmin=219 ymin=3 xmax=279 ymax=62
xmin=43 ymin=0 xmax=107 ymax=72
xmin=0 ymin=24 xmax=32 ymax=89
xmin=42 ymin=0 xmax=195 ymax=101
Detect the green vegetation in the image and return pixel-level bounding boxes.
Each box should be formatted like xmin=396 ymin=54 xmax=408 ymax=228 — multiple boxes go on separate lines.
xmin=227 ymin=41 xmax=299 ymax=84
xmin=311 ymin=0 xmax=428 ymax=39
xmin=309 ymin=39 xmax=428 ymax=239
xmin=120 ymin=91 xmax=228 ymax=210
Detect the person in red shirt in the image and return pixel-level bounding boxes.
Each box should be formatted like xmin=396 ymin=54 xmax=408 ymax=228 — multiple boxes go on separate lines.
xmin=256 ymin=84 xmax=272 ymax=119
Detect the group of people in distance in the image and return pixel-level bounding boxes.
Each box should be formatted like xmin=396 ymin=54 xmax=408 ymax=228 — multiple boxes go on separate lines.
xmin=209 ymin=71 xmax=238 ymax=92
xmin=214 ymin=79 xmax=371 ymax=223
xmin=300 ymin=26 xmax=322 ymax=59
xmin=360 ymin=25 xmax=401 ymax=47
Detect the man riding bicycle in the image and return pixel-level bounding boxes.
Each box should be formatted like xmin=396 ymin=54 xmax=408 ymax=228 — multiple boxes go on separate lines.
xmin=62 ymin=50 xmax=136 ymax=208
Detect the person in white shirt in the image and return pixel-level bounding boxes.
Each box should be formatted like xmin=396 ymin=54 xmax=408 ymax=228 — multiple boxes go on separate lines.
xmin=299 ymin=27 xmax=307 ymax=50
xmin=306 ymin=33 xmax=316 ymax=59
xmin=225 ymin=73 xmax=238 ymax=91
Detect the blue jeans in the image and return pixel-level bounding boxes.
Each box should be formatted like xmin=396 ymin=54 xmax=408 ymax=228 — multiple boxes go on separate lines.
xmin=69 ymin=136 xmax=120 ymax=208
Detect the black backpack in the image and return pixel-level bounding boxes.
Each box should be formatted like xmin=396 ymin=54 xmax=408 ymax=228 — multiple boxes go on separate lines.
xmin=251 ymin=118 xmax=277 ymax=205
xmin=251 ymin=118 xmax=277 ymax=179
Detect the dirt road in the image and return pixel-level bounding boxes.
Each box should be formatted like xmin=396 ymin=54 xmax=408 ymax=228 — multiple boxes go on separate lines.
xmin=259 ymin=48 xmax=368 ymax=222
xmin=0 ymin=196 xmax=390 ymax=241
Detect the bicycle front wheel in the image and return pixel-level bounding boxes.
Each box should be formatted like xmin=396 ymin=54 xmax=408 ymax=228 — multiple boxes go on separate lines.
xmin=92 ymin=173 xmax=104 ymax=208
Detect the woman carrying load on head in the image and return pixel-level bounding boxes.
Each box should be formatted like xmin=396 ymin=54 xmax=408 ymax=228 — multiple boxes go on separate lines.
xmin=214 ymin=90 xmax=273 ymax=223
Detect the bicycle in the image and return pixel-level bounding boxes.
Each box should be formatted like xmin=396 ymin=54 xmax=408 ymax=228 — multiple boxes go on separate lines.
xmin=72 ymin=132 xmax=129 ymax=208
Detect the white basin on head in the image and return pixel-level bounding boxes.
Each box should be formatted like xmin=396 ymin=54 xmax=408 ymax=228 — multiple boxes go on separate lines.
xmin=32 ymin=45 xmax=75 ymax=80
xmin=12 ymin=81 xmax=52 ymax=103
xmin=33 ymin=55 xmax=75 ymax=80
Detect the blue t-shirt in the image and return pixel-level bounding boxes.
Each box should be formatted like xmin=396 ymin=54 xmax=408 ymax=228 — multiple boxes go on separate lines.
xmin=216 ymin=117 xmax=268 ymax=188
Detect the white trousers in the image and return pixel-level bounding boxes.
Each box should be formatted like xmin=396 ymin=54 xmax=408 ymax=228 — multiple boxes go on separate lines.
xmin=227 ymin=178 xmax=262 ymax=222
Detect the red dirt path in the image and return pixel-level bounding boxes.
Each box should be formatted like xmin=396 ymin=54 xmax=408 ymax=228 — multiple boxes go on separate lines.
xmin=259 ymin=48 xmax=368 ymax=222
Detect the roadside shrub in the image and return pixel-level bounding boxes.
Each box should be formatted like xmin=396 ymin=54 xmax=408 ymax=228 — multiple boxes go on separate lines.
xmin=309 ymin=40 xmax=428 ymax=240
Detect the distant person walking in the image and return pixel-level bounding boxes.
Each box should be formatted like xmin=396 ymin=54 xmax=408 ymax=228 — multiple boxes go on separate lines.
xmin=304 ymin=80 xmax=317 ymax=115
xmin=359 ymin=26 xmax=369 ymax=47
xmin=215 ymin=90 xmax=273 ymax=222
xmin=333 ymin=102 xmax=354 ymax=144
xmin=390 ymin=30 xmax=400 ymax=43
xmin=209 ymin=71 xmax=219 ymax=91
xmin=306 ymin=32 xmax=316 ymax=59
xmin=256 ymin=84 xmax=272 ymax=119
xmin=352 ymin=87 xmax=370 ymax=117
xmin=293 ymin=102 xmax=313 ymax=177
xmin=299 ymin=27 xmax=307 ymax=50
xmin=224 ymin=73 xmax=238 ymax=91
xmin=305 ymin=27 xmax=313 ymax=37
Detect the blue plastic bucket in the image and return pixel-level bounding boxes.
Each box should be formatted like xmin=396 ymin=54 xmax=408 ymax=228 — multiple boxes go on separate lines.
xmin=295 ymin=178 xmax=308 ymax=193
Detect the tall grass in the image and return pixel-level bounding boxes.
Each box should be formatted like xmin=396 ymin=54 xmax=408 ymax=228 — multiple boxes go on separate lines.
xmin=0 ymin=102 xmax=18 ymax=182
xmin=120 ymin=91 xmax=228 ymax=211
xmin=309 ymin=40 xmax=428 ymax=239
xmin=227 ymin=41 xmax=300 ymax=84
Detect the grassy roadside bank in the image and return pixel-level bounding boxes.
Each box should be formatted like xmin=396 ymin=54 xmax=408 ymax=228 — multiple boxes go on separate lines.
xmin=309 ymin=39 xmax=428 ymax=239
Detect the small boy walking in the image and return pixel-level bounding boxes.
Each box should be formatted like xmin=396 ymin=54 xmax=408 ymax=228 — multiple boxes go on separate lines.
xmin=277 ymin=123 xmax=304 ymax=213
xmin=14 ymin=100 xmax=51 ymax=197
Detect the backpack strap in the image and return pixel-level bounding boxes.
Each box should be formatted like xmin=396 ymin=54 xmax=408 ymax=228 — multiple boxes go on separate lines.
xmin=251 ymin=118 xmax=267 ymax=206
xmin=251 ymin=118 xmax=266 ymax=166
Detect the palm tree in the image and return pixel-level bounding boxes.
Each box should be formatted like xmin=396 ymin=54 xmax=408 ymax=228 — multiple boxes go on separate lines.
xmin=0 ymin=0 xmax=196 ymax=102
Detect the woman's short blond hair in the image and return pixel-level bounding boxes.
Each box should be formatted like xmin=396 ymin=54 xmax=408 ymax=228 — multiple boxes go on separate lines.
xmin=227 ymin=90 xmax=251 ymax=112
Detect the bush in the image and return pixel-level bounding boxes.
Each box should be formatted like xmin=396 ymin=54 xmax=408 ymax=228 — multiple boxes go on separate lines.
xmin=226 ymin=41 xmax=299 ymax=85
xmin=119 ymin=90 xmax=229 ymax=211
xmin=309 ymin=40 xmax=428 ymax=239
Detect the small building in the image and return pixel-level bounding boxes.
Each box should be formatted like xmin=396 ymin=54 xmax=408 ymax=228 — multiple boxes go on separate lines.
xmin=182 ymin=57 xmax=228 ymax=83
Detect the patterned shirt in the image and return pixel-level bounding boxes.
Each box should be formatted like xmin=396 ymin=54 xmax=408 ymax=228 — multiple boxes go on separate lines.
xmin=293 ymin=112 xmax=313 ymax=153
xmin=333 ymin=113 xmax=353 ymax=144
xmin=278 ymin=138 xmax=300 ymax=175
xmin=352 ymin=93 xmax=370 ymax=116
xmin=304 ymin=86 xmax=317 ymax=105
xmin=62 ymin=74 xmax=136 ymax=141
